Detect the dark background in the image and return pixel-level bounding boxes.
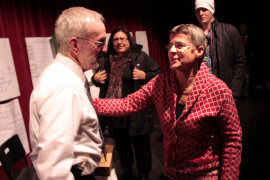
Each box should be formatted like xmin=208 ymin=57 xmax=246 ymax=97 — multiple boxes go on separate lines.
xmin=0 ymin=0 xmax=269 ymax=179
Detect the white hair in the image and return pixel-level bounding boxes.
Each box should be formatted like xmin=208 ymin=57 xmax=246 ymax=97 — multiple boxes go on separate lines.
xmin=55 ymin=7 xmax=105 ymax=53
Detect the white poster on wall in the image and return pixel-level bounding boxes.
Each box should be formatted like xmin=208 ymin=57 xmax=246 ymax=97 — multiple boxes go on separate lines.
xmin=0 ymin=38 xmax=20 ymax=101
xmin=135 ymin=31 xmax=149 ymax=55
xmin=0 ymin=99 xmax=30 ymax=154
xmin=25 ymin=37 xmax=56 ymax=88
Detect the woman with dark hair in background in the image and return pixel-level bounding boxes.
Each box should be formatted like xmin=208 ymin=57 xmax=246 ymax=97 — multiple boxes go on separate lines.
xmin=92 ymin=26 xmax=161 ymax=180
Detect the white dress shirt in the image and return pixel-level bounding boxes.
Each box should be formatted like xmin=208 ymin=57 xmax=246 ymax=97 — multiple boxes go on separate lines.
xmin=29 ymin=53 xmax=102 ymax=180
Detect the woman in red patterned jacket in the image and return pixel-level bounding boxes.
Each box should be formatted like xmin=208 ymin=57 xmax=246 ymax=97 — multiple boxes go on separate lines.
xmin=93 ymin=24 xmax=242 ymax=180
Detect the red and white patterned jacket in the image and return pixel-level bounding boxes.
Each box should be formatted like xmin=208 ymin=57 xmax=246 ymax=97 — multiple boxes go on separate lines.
xmin=93 ymin=63 xmax=242 ymax=179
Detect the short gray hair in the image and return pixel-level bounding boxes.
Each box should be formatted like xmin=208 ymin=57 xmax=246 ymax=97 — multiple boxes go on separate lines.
xmin=169 ymin=24 xmax=206 ymax=51
xmin=55 ymin=7 xmax=105 ymax=53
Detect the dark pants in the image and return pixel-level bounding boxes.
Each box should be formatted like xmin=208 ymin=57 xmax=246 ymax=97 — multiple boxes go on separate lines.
xmin=111 ymin=128 xmax=152 ymax=176
xmin=71 ymin=166 xmax=95 ymax=180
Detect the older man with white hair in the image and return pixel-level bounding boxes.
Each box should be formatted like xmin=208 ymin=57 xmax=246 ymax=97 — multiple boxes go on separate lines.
xmin=29 ymin=7 xmax=107 ymax=180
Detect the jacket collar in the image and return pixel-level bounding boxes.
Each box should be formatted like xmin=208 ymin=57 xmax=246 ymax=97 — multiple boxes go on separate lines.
xmin=211 ymin=19 xmax=220 ymax=39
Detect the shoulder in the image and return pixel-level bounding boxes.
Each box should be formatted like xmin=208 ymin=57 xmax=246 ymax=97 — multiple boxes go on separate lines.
xmin=132 ymin=44 xmax=149 ymax=57
xmin=135 ymin=50 xmax=149 ymax=59
xmin=139 ymin=50 xmax=150 ymax=57
xmin=196 ymin=63 xmax=232 ymax=96
xmin=205 ymin=73 xmax=232 ymax=95
xmin=199 ymin=63 xmax=230 ymax=92
xmin=133 ymin=47 xmax=149 ymax=58
xmin=133 ymin=48 xmax=156 ymax=65
xmin=217 ymin=21 xmax=239 ymax=34
xmin=37 ymin=62 xmax=83 ymax=95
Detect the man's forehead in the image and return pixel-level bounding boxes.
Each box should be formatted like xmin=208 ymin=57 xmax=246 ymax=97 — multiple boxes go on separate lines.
xmin=88 ymin=21 xmax=106 ymax=38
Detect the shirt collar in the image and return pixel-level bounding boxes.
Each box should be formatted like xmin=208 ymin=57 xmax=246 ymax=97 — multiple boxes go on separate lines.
xmin=55 ymin=53 xmax=86 ymax=83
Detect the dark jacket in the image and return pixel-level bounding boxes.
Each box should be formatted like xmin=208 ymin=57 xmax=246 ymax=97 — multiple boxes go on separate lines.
xmin=92 ymin=44 xmax=161 ymax=136
xmin=211 ymin=19 xmax=246 ymax=97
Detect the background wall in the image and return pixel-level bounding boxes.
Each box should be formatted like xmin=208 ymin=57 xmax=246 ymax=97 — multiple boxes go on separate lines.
xmin=0 ymin=0 xmax=268 ymax=179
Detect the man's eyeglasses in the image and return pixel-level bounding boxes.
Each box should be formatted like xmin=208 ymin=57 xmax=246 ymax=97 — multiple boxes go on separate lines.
xmin=76 ymin=37 xmax=106 ymax=49
xmin=113 ymin=37 xmax=128 ymax=42
xmin=166 ymin=42 xmax=192 ymax=51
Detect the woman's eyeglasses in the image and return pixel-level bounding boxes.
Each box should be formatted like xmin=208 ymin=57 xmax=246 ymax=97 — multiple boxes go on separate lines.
xmin=112 ymin=37 xmax=128 ymax=42
xmin=166 ymin=42 xmax=192 ymax=51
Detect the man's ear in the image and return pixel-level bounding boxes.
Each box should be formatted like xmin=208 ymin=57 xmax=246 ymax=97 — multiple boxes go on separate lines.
xmin=70 ymin=37 xmax=79 ymax=55
xmin=196 ymin=46 xmax=204 ymax=59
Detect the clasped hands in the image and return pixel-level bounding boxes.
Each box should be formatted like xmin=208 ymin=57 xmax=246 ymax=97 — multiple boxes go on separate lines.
xmin=94 ymin=68 xmax=146 ymax=84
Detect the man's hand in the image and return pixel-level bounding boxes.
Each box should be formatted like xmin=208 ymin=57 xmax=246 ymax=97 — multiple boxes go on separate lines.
xmin=133 ymin=67 xmax=146 ymax=80
xmin=94 ymin=70 xmax=107 ymax=84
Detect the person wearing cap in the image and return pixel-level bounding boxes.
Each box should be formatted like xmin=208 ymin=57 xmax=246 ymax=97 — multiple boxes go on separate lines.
xmin=195 ymin=0 xmax=246 ymax=103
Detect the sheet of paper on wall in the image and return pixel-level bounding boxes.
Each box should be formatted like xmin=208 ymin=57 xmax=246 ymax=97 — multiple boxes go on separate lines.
xmin=135 ymin=31 xmax=149 ymax=55
xmin=0 ymin=38 xmax=20 ymax=101
xmin=84 ymin=69 xmax=100 ymax=98
xmin=106 ymin=33 xmax=111 ymax=46
xmin=0 ymin=99 xmax=30 ymax=154
xmin=25 ymin=37 xmax=56 ymax=88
